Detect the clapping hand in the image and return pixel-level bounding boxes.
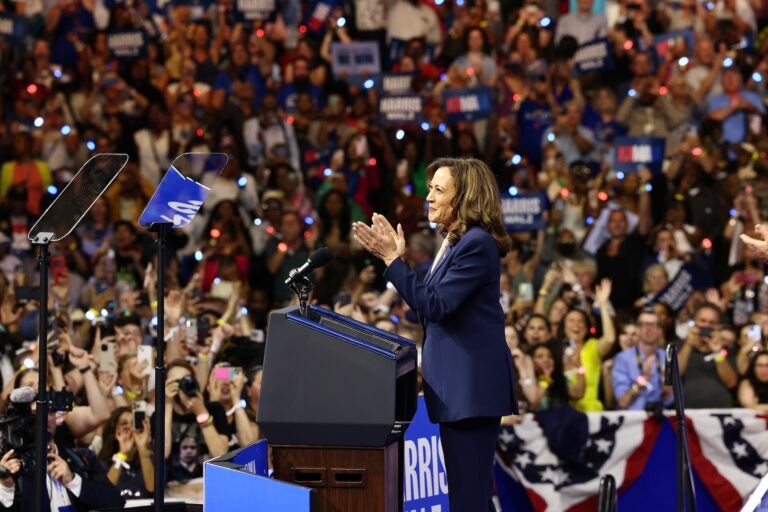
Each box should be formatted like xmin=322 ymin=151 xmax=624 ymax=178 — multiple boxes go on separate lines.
xmin=352 ymin=213 xmax=405 ymax=266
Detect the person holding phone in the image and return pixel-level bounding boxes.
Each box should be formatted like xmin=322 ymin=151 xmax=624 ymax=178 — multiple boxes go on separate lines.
xmin=97 ymin=406 xmax=154 ymax=497
xmin=677 ymin=302 xmax=738 ymax=408
xmin=353 ymin=158 xmax=517 ymax=512
xmin=207 ymin=365 xmax=258 ymax=448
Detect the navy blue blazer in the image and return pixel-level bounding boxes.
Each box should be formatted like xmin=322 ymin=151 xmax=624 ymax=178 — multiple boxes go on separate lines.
xmin=384 ymin=226 xmax=518 ymax=423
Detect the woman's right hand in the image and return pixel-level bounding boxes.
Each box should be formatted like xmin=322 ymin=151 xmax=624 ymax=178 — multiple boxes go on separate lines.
xmin=116 ymin=426 xmax=134 ymax=455
xmin=166 ymin=378 xmax=180 ymax=402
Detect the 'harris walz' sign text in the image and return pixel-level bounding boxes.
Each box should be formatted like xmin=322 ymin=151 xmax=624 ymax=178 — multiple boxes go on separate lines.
xmin=574 ymin=38 xmax=612 ymax=75
xmin=107 ymin=30 xmax=147 ymax=59
xmin=501 ymin=192 xmax=547 ymax=232
xmin=378 ymin=95 xmax=423 ymax=125
xmin=442 ymin=87 xmax=493 ymax=122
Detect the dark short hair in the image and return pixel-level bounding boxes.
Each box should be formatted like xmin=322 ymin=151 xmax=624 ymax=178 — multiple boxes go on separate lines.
xmin=693 ymin=302 xmax=721 ymax=322
xmin=114 ymin=314 xmax=141 ymax=328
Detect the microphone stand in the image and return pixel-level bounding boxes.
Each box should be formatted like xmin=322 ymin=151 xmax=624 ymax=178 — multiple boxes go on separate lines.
xmin=665 ymin=344 xmax=696 ymax=512
xmin=288 ymin=275 xmax=314 ymax=318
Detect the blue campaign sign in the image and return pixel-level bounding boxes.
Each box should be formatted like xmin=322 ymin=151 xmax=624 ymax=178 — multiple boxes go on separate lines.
xmin=379 ymin=95 xmax=424 ymax=125
xmin=0 ymin=14 xmax=28 ymax=43
xmin=231 ymin=440 xmax=269 ymax=476
xmin=379 ymin=73 xmax=416 ymax=96
xmin=653 ymin=30 xmax=694 ymax=61
xmin=574 ymin=38 xmax=613 ymax=75
xmin=443 ymin=87 xmax=493 ymax=122
xmin=501 ymin=192 xmax=547 ymax=232
xmin=331 ymin=42 xmax=381 ymax=80
xmin=613 ymin=136 xmax=666 ymax=175
xmin=139 ymin=153 xmax=228 ymax=228
xmin=234 ymin=0 xmax=277 ymax=22
xmin=650 ymin=263 xmax=706 ymax=313
xmin=403 ymin=396 xmax=450 ymax=512
xmin=107 ymin=30 xmax=147 ymax=60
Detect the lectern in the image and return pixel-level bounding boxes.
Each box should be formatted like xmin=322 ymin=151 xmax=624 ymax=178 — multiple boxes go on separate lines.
xmin=258 ymin=305 xmax=418 ymax=512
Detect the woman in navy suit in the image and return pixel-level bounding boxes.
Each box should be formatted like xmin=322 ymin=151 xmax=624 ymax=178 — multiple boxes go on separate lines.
xmin=353 ymin=157 xmax=518 ymax=511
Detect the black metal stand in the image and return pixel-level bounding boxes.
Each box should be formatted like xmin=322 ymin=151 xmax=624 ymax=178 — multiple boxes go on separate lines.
xmin=666 ymin=344 xmax=696 ymax=512
xmin=597 ymin=474 xmax=617 ymax=512
xmin=150 ymin=223 xmax=171 ymax=512
xmin=289 ymin=276 xmax=314 ymax=318
xmin=33 ymin=241 xmax=50 ymax=512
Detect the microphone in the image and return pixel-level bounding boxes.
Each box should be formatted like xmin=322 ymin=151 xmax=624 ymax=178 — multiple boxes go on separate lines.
xmin=285 ymin=247 xmax=333 ymax=285
xmin=10 ymin=387 xmax=35 ymax=405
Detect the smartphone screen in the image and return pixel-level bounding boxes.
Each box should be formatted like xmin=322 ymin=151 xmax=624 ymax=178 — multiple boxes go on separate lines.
xmin=132 ymin=401 xmax=147 ymax=430
xmin=213 ymin=367 xmax=235 ymax=381
xmin=197 ymin=317 xmax=212 ymax=341
xmin=16 ymin=286 xmax=41 ymax=305
xmin=50 ymin=256 xmax=67 ymax=285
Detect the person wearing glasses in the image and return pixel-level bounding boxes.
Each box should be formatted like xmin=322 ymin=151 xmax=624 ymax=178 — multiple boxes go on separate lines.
xmin=612 ymin=308 xmax=672 ymax=410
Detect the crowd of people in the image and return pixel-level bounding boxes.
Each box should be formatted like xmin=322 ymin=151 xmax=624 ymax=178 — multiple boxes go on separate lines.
xmin=0 ymin=0 xmax=768 ymax=504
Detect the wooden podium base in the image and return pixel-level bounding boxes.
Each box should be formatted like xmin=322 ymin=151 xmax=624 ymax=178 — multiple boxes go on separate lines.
xmin=272 ymin=443 xmax=403 ymax=512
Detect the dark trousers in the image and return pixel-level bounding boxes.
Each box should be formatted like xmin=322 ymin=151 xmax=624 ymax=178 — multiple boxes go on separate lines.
xmin=439 ymin=416 xmax=500 ymax=512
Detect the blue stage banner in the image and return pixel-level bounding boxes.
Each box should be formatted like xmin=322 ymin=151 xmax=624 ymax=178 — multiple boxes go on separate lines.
xmin=234 ymin=0 xmax=276 ymax=22
xmin=379 ymin=73 xmax=416 ymax=96
xmin=443 ymin=87 xmax=494 ymax=122
xmin=331 ymin=42 xmax=381 ymax=80
xmin=653 ymin=30 xmax=694 ymax=61
xmin=0 ymin=14 xmax=28 ymax=43
xmin=650 ymin=263 xmax=706 ymax=313
xmin=138 ymin=167 xmax=210 ymax=227
xmin=613 ymin=136 xmax=665 ymax=175
xmin=107 ymin=30 xmax=147 ymax=60
xmin=403 ymin=396 xmax=450 ymax=512
xmin=574 ymin=38 xmax=613 ymax=75
xmin=501 ymin=192 xmax=547 ymax=232
xmin=379 ymin=95 xmax=424 ymax=125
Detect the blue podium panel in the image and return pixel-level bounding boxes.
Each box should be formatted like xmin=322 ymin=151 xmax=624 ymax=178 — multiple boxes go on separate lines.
xmin=205 ymin=439 xmax=314 ymax=511
xmin=205 ymin=463 xmax=314 ymax=511
xmin=138 ymin=152 xmax=228 ymax=228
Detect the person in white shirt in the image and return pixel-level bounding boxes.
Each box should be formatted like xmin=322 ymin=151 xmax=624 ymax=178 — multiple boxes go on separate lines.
xmin=386 ymin=0 xmax=442 ymax=46
xmin=555 ymin=0 xmax=608 ymax=45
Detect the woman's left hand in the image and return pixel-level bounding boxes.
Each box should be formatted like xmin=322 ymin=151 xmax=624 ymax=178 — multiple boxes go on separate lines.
xmin=352 ymin=213 xmax=405 ymax=266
